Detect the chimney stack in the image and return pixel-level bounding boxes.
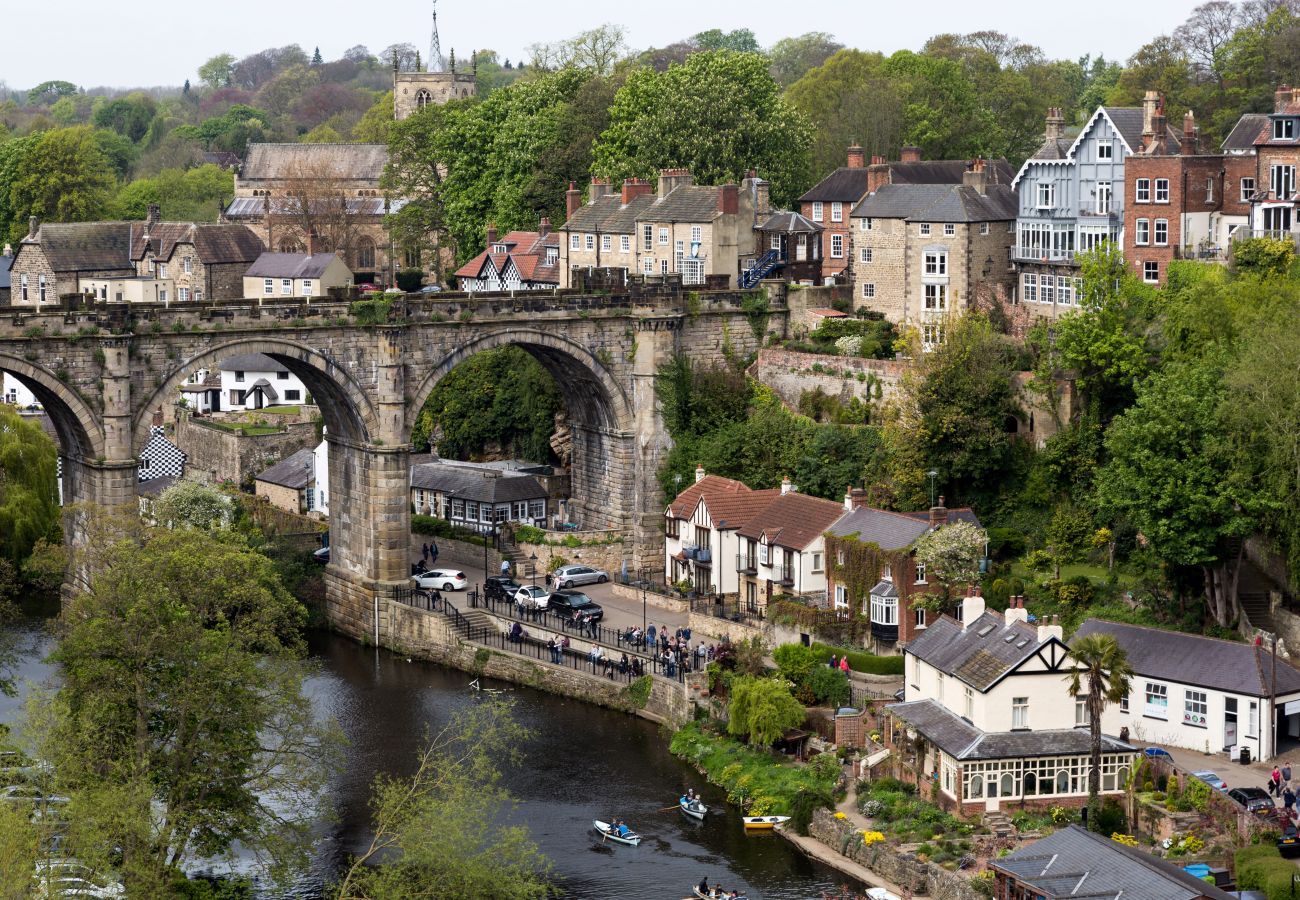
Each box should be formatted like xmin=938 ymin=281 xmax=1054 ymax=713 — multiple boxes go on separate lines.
xmin=538 ymin=217 xmax=550 ymax=239
xmin=780 ymin=475 xmax=794 ymax=495
xmin=963 ymin=158 xmax=988 ymax=195
xmin=961 ymin=592 xmax=986 ymax=629
xmin=306 ymin=231 xmax=318 ymax=256
xmin=694 ymin=464 xmax=706 ymax=484
xmin=588 ymin=177 xmax=612 ymax=203
xmin=1005 ymin=595 xmax=1029 ymax=626
xmin=847 ymin=144 xmax=865 ymax=169
xmin=1183 ymin=110 xmax=1197 ymax=155
xmin=900 ymin=145 xmax=922 ymax=164
xmin=717 ymin=183 xmax=738 ymax=215
xmin=565 ymin=182 xmax=581 ymax=219
xmin=1276 ymin=85 xmax=1294 ymax=114
xmin=748 ymin=175 xmax=771 ymax=218
xmin=1038 ymin=614 xmax=1064 ymax=644
xmin=658 ymin=167 xmax=694 ymax=198
xmin=147 ymin=204 xmax=161 ymax=230
xmin=27 ymin=215 xmax=39 ymax=239
xmin=621 ymin=178 xmax=653 ymax=204
xmin=929 ymin=495 xmax=948 ymax=529
xmin=485 ymin=223 xmax=498 ymax=247
xmin=1142 ymin=90 xmax=1160 ymax=140
xmin=1045 ymin=107 xmax=1065 ymax=142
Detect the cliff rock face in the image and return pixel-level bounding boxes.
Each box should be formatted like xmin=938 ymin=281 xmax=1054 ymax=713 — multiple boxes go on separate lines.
xmin=549 ymin=411 xmax=572 ymax=468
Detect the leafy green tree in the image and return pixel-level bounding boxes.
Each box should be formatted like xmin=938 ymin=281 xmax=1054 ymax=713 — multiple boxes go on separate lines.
xmin=112 ymin=164 xmax=234 ymax=222
xmin=792 ymin=425 xmax=884 ymax=502
xmin=300 ymin=123 xmax=344 ymax=143
xmin=1045 ymin=502 xmax=1094 ymax=577
xmin=593 ymin=51 xmax=812 ymax=206
xmin=5 ymin=126 xmax=116 ymax=242
xmin=786 ymin=50 xmax=903 ymax=180
xmin=1233 ymin=236 xmax=1296 ymax=278
xmin=198 ymin=54 xmax=236 ymax=90
xmin=912 ymin=521 xmax=989 ymax=612
xmin=42 ymin=520 xmax=337 ymax=894
xmin=353 ymin=90 xmax=394 ymax=142
xmin=726 ymin=675 xmax=806 ymax=745
xmin=91 ymin=93 xmax=157 ymax=143
xmin=809 ymin=666 xmax=850 ymax=708
xmin=0 ymin=801 xmax=37 ymax=899
xmin=333 ymin=700 xmax=550 ymax=900
xmin=692 ymin=29 xmax=761 ymax=53
xmin=767 ymin=32 xmax=844 ymax=86
xmin=1066 ymin=633 xmax=1133 ymax=830
xmin=412 ymin=347 xmax=561 ymax=462
xmin=26 ymin=81 xmax=78 ymax=106
xmin=0 ymin=404 xmax=60 ymax=566
xmin=1095 ymin=359 xmax=1264 ymax=627
xmin=881 ymin=50 xmax=997 ymax=161
xmin=773 ymin=643 xmax=821 ymax=686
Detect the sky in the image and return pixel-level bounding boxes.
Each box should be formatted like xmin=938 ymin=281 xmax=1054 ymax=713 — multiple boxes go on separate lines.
xmin=3 ymin=0 xmax=1207 ymax=90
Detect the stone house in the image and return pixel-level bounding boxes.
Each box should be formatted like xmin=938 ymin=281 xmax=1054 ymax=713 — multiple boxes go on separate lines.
xmin=849 ymin=160 xmax=1017 ymax=348
xmin=243 ymin=251 xmax=353 ymax=299
xmin=219 ymin=352 xmax=310 ymax=410
xmin=254 ymin=447 xmax=318 ymax=515
xmin=664 ymin=468 xmax=779 ymax=597
xmin=992 ymin=825 xmax=1234 ymax=899
xmin=1076 ymin=618 xmax=1300 ymax=763
xmin=129 ymin=206 xmax=265 ymax=302
xmin=887 ymin=597 xmax=1136 ymax=816
xmin=454 ymin=224 xmax=560 ymax=293
xmin=558 ymin=170 xmax=763 ymax=289
xmin=10 ymin=218 xmax=136 ymax=306
xmin=409 ymin=460 xmax=551 ymax=534
xmin=734 ymin=478 xmax=847 ymax=612
xmin=824 ymin=494 xmax=982 ymax=654
xmin=1246 ymin=85 xmax=1300 ymax=242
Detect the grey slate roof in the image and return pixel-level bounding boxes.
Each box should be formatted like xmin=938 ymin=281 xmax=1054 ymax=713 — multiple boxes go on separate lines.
xmin=798 ymin=167 xmax=873 ymax=204
xmin=1104 ymin=106 xmax=1184 ymax=154
xmin=993 ymin=825 xmax=1234 ymax=899
xmin=1075 ymin=619 xmax=1300 ymax=698
xmin=219 ymin=352 xmax=287 ymax=373
xmin=136 ymin=475 xmax=177 ymax=498
xmin=643 ymin=185 xmax=727 ymax=222
xmin=22 ymin=222 xmax=136 ymax=274
xmin=0 ymin=254 xmax=11 ymax=290
xmin=827 ymin=507 xmax=931 ymax=548
xmin=240 ymin=143 xmax=387 ymax=182
xmin=410 ymin=462 xmax=547 ymax=505
xmin=561 ymin=193 xmax=656 ymax=235
xmin=757 ymin=211 xmax=823 ymax=233
xmin=1223 ymin=114 xmax=1269 ymax=151
xmin=888 ymin=700 xmax=1135 ymax=761
xmin=133 ymin=223 xmax=264 ymax=265
xmin=255 ymin=448 xmax=316 ymax=491
xmin=906 ymin=611 xmax=1050 ymax=691
xmin=245 ymin=252 xmax=343 ymax=279
xmin=224 ymin=196 xmax=399 ymax=219
xmin=851 ymin=183 xmax=1018 ymax=223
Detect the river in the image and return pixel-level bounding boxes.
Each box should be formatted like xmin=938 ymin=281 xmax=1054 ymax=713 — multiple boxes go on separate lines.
xmin=2 ymin=615 xmax=849 ymax=899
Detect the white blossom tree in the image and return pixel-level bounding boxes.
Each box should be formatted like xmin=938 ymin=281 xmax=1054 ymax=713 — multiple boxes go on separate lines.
xmin=911 ymin=521 xmax=988 ymax=613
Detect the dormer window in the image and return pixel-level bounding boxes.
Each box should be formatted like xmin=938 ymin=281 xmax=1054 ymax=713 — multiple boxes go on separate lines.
xmin=492 ymin=244 xmax=508 ymax=254
xmin=545 ymin=248 xmax=558 ymax=265
xmin=1276 ymin=118 xmax=1296 ymax=141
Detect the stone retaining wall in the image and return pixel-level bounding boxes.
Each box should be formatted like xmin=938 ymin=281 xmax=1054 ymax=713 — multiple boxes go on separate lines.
xmin=688 ymin=611 xmax=765 ymax=644
xmin=807 ymin=808 xmax=981 ymax=900
xmin=516 ymin=537 xmax=626 ymax=579
xmin=609 ymin=583 xmax=688 ymax=615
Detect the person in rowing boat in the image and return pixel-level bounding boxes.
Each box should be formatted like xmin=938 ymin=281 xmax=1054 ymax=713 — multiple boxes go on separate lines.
xmin=698 ymin=876 xmax=709 ymax=895
xmin=616 ymin=820 xmax=630 ymax=837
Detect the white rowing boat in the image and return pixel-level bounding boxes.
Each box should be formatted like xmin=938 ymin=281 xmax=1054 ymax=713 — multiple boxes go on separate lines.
xmin=741 ymin=815 xmax=790 ymax=829
xmin=593 ymin=819 xmax=641 ymax=846
xmin=679 ymin=797 xmax=707 ymax=820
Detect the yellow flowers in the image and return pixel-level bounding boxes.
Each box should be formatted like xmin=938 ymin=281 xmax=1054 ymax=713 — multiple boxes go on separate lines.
xmin=861 ymin=830 xmax=885 ymax=846
xmin=1111 ymin=832 xmax=1139 ymax=846
xmin=834 ymin=811 xmax=848 ymax=820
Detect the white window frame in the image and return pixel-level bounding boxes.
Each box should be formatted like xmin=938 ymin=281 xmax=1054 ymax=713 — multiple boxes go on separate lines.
xmin=1135 ymin=178 xmax=1151 ymax=203
xmin=1155 ymin=178 xmax=1170 ymax=203
xmin=585 ymin=234 xmax=595 ymax=251
xmin=1097 ymin=141 xmax=1113 ymax=160
xmin=859 ymin=247 xmax=873 ymax=263
xmin=834 ymin=584 xmax=848 ymax=610
xmin=601 ymin=234 xmax=611 ymax=251
xmin=1144 ymin=682 xmax=1169 ymax=719
xmin=690 ymin=225 xmax=702 ymax=243
xmin=830 ymin=234 xmax=843 ymax=258
xmin=620 ymin=234 xmax=630 ymax=252
xmin=1012 ymin=697 xmax=1028 ymax=729
xmin=158 ymin=263 xmax=168 ymax=279
xmin=1154 ymin=219 xmax=1168 ymax=246
xmin=980 ymin=222 xmax=990 ymax=235
xmin=1135 ymin=218 xmax=1150 ymax=245
xmin=281 ymin=278 xmax=293 ymax=296
xmin=658 ymin=227 xmax=669 ymax=246
xmin=923 ymin=251 xmax=948 ymax=276
xmin=178 ymin=287 xmax=190 ymax=302
xmin=923 ymin=323 xmax=944 ymax=350
xmin=871 ymin=593 xmax=898 ymax=626
xmin=1143 ymin=260 xmax=1159 ymax=283
xmin=812 ymin=551 xmax=823 ymax=573
xmin=861 ymin=283 xmax=875 ymax=299
xmin=642 ymin=258 xmax=654 ymax=274
xmin=964 ymin=686 xmax=974 ymax=720
xmin=570 ymin=233 xmax=580 ymax=250
xmin=914 ymin=562 xmax=927 ymax=584
xmin=1021 ymin=273 xmax=1037 ymax=303
xmin=944 ymin=223 xmax=955 ymax=236
xmin=1096 ymin=181 xmax=1112 ymax=214
xmin=1036 ymin=181 xmax=1055 ymax=209
xmin=1184 ymin=689 xmax=1208 ymax=727
xmin=811 ymin=201 xmax=824 ymax=222
xmin=642 ymin=224 xmax=653 ymax=251
xmin=1206 ymin=176 xmax=1215 ymax=203
xmin=183 ymin=256 xmax=193 ymax=274
xmin=263 ymin=278 xmax=274 ymax=296
xmin=1241 ymin=177 xmax=1256 ymax=202
xmin=831 ymin=202 xmax=843 ymax=223
xmin=923 ymin=283 xmax=947 ymax=312
xmin=1275 ymin=118 xmax=1296 ymax=141
xmin=919 ymin=223 xmax=931 ymax=236
xmin=861 ymin=217 xmax=874 ymax=231
xmin=302 ymin=280 xmax=314 ymax=297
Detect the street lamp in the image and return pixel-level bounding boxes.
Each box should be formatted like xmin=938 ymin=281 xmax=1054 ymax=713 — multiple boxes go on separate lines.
xmin=639 ymin=567 xmax=648 ymax=636
xmin=927 ymin=470 xmax=939 ymax=507
xmin=530 ymin=552 xmax=538 ymax=587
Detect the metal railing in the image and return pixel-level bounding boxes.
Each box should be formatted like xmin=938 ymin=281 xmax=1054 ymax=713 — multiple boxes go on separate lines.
xmin=735 ymin=554 xmax=756 ymax=574
xmin=771 ymin=563 xmax=795 ymax=585
xmin=690 ymin=596 xmax=765 ymax=626
xmin=1012 ymin=247 xmax=1078 ymax=263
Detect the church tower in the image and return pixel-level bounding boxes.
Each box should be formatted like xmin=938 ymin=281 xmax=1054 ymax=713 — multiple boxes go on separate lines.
xmin=393 ymin=0 xmax=477 ymax=121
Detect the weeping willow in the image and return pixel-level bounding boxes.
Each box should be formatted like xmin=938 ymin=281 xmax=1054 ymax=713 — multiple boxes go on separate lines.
xmin=0 ymin=404 xmax=60 ymax=564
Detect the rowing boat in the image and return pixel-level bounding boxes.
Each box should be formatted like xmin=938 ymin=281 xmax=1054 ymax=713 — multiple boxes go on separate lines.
xmin=741 ymin=815 xmax=790 ymax=830
xmin=593 ymin=819 xmax=641 ymax=846
xmin=865 ymin=888 xmax=902 ymax=900
xmin=692 ymin=888 xmax=748 ymax=899
xmin=679 ymin=797 xmax=707 ymax=820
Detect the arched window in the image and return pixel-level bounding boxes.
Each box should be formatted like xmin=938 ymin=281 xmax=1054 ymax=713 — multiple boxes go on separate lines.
xmin=1000 ymin=773 xmax=1014 ymax=797
xmin=1055 ymin=770 xmax=1070 ymax=794
xmin=354 ymin=237 xmax=376 ymax=270
xmin=278 ymin=238 xmax=302 ymax=253
xmin=968 ymin=775 xmax=983 ymax=800
xmin=416 ymin=89 xmax=433 ymax=109
xmin=405 ymin=247 xmax=421 ymax=269
xmin=1024 ymin=772 xmax=1037 ymax=796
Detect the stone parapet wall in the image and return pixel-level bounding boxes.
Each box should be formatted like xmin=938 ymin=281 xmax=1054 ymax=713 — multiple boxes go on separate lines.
xmin=688 ymin=610 xmax=765 ymax=644
xmin=807 ymin=808 xmax=981 ymax=900
xmin=609 ymin=582 xmax=687 ymax=615
xmin=516 ymin=538 xmax=626 ymax=579
xmin=174 ymin=412 xmax=317 ymax=486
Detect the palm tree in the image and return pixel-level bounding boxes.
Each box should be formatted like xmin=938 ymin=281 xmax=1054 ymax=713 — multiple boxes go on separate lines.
xmin=1066 ymin=632 xmax=1134 ymax=830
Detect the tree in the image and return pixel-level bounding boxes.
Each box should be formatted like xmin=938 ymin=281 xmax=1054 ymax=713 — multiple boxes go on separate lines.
xmin=198 ymin=53 xmax=236 ymax=90
xmin=26 ymin=81 xmax=78 ymax=106
xmin=792 ymin=425 xmax=884 ymax=502
xmin=382 ymin=43 xmax=421 ymax=73
xmin=911 ymin=521 xmax=989 ymax=611
xmin=333 ymin=700 xmax=550 ymax=900
xmin=312 ymin=46 xmax=323 ymax=66
xmin=786 ymin=50 xmax=903 ymax=180
xmin=151 ymin=480 xmax=234 ymax=531
xmin=6 ymin=126 xmax=116 ymax=242
xmin=767 ymin=32 xmax=844 ymax=86
xmin=265 ymin=154 xmax=369 ymax=259
xmin=880 ymin=50 xmax=999 ymax=162
xmin=1066 ymin=633 xmax=1134 ymax=829
xmin=91 ymin=93 xmax=157 ymax=143
xmin=691 ymin=29 xmax=761 ymax=53
xmin=0 ymin=404 xmax=60 ymax=566
xmin=1045 ymin=502 xmax=1094 ymax=578
xmin=42 ymin=520 xmax=338 ymax=894
xmin=1095 ymin=359 xmax=1264 ymax=627
xmin=528 ymin=24 xmax=628 ymax=74
xmin=592 ymin=51 xmax=812 ymax=206
xmin=0 ymin=801 xmax=37 ymax=900
xmin=726 ymin=676 xmax=806 ymax=745
xmin=353 ymin=91 xmax=395 ymax=143
xmin=1174 ymin=1 xmax=1239 ymax=84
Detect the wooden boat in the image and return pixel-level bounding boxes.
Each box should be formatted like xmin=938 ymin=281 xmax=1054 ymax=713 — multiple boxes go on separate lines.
xmin=742 ymin=815 xmax=790 ymax=830
xmin=679 ymin=797 xmax=708 ymax=820
xmin=592 ymin=819 xmax=641 ymax=846
xmin=865 ymin=888 xmax=902 ymax=900
xmin=692 ymin=888 xmax=748 ymax=899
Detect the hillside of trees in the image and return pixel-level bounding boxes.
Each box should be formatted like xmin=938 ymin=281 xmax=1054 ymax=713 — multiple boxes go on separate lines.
xmin=6 ymin=4 xmax=1300 ymax=252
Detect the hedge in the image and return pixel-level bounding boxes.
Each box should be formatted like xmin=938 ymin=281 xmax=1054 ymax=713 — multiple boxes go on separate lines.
xmin=1235 ymin=845 xmax=1296 ymax=899
xmin=411 ymin=514 xmax=489 ymax=547
xmin=810 ymin=642 xmax=905 ymax=676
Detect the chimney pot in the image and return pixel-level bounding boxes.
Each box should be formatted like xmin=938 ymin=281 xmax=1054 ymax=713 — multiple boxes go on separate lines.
xmin=538 ymin=217 xmax=550 ymax=238
xmin=485 ymin=224 xmax=497 ymax=247
xmin=847 ymin=145 xmax=865 ymax=169
xmin=781 ymin=475 xmax=793 ymax=495
xmin=1182 ymin=110 xmax=1197 ymax=155
xmin=694 ymin=464 xmax=706 ymax=484
xmin=900 ymin=145 xmax=922 ymax=164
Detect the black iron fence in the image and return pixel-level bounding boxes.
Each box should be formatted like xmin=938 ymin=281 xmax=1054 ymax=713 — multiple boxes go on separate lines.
xmin=690 ymin=596 xmax=765 ymax=627
xmin=469 ymin=587 xmax=686 ymax=657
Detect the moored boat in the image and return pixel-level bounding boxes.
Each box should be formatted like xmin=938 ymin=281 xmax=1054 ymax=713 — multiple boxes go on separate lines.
xmin=679 ymin=796 xmax=707 ymax=820
xmin=593 ymin=819 xmax=641 ymax=846
xmin=742 ymin=815 xmax=790 ymax=830
xmin=865 ymin=888 xmax=902 ymax=900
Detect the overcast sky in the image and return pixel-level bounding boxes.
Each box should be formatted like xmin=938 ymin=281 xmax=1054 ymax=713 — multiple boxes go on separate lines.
xmin=4 ymin=0 xmax=1204 ymax=90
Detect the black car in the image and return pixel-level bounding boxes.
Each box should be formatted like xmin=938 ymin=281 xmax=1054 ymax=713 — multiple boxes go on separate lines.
xmin=1228 ymin=786 xmax=1276 ymax=816
xmin=485 ymin=576 xmax=521 ymax=602
xmin=546 ymin=590 xmax=604 ymax=623
xmin=1279 ymin=822 xmax=1300 ymax=858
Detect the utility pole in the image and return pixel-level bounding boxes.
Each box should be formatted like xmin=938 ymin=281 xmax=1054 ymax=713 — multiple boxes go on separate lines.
xmin=1273 ymin=630 xmax=1280 ymax=760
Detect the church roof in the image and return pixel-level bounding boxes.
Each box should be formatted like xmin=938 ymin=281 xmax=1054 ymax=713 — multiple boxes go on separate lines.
xmin=240 ymin=143 xmax=388 ymax=182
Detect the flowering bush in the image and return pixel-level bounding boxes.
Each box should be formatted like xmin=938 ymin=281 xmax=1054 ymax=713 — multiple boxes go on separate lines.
xmin=1049 ymin=806 xmax=1071 ymax=825
xmin=1111 ymin=832 xmax=1139 ymax=846
xmin=860 ymin=799 xmax=884 ymax=818
xmin=835 ymin=335 xmax=863 ymax=357
xmin=861 ymin=830 xmax=885 ymax=846
xmin=834 ymin=811 xmax=848 ymax=820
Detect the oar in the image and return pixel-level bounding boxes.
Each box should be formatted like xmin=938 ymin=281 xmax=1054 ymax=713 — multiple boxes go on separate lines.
xmin=658 ymin=805 xmax=683 ymax=812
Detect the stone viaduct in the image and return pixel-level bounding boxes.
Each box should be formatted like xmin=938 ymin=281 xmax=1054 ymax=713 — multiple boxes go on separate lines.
xmin=0 ymin=283 xmax=786 ymax=632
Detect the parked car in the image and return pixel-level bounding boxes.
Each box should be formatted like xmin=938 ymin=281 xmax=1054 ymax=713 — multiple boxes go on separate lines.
xmin=1192 ymin=770 xmax=1228 ymax=792
xmin=357 ymin=283 xmax=383 ymax=295
xmin=485 ymin=576 xmax=521 ymax=602
xmin=412 ymin=569 xmax=468 ymax=592
xmin=1279 ymin=822 xmax=1300 ymax=857
xmin=546 ymin=590 xmax=603 ymax=623
xmin=513 ymin=585 xmax=550 ymax=610
xmin=1228 ymin=786 xmax=1276 ymax=816
xmin=552 ymin=564 xmax=609 ymax=589
xmin=1142 ymin=747 xmax=1174 ymax=762
xmin=417 ymin=284 xmax=443 ymax=294
xmin=312 ymin=546 xmax=330 ymax=565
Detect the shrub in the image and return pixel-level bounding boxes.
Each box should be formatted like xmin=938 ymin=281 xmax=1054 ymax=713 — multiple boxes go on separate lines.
xmin=808 ymin=642 xmax=905 ymax=675
xmin=514 ymin=524 xmax=547 ymax=544
xmin=1235 ymin=844 xmax=1297 ymax=897
xmin=350 ymin=297 xmax=392 ymax=325
xmin=396 ymin=268 xmax=424 ymax=292
xmin=1095 ymin=797 xmax=1127 ymax=835
xmin=809 ymin=666 xmax=850 ymax=708
xmin=774 ymin=643 xmax=821 ymax=686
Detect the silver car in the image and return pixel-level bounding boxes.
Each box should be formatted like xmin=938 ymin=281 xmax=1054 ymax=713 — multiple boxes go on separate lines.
xmin=552 ymin=564 xmax=609 ymax=589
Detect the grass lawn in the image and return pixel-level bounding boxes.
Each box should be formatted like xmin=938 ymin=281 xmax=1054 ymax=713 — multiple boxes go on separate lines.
xmin=204 ymin=421 xmax=284 ymax=436
xmin=256 ymin=406 xmax=301 ymax=416
xmin=1008 ymin=561 xmax=1138 ymax=588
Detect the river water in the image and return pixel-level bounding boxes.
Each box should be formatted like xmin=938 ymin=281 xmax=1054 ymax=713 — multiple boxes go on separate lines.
xmin=2 ymin=616 xmax=848 ymax=899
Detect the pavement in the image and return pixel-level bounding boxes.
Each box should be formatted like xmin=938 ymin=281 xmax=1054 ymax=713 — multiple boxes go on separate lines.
xmin=1155 ymin=742 xmax=1280 ymax=795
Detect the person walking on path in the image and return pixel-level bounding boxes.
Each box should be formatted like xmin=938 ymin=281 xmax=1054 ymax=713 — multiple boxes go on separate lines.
xmin=839 ymin=656 xmax=850 ymax=674
xmin=1285 ymin=785 xmax=1296 ymax=815
xmin=1271 ymin=766 xmax=1282 ymax=796
xmin=421 ymin=543 xmax=430 ymax=562
xmin=500 ymin=559 xmax=510 ymax=577
xmin=1284 ymin=762 xmax=1293 ymax=784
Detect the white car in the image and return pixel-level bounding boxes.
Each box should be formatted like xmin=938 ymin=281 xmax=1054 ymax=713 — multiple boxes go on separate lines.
xmin=412 ymin=568 xmax=468 ymax=592
xmin=513 ymin=585 xmax=550 ymax=610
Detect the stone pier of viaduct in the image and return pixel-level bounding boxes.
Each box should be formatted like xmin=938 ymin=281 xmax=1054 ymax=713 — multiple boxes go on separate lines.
xmin=0 ymin=283 xmax=788 ymax=636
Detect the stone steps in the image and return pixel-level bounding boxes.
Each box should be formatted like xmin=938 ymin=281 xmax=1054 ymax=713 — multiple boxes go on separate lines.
xmin=982 ymin=810 xmax=1015 ymax=838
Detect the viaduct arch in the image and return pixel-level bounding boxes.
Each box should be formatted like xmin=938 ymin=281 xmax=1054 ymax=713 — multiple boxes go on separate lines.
xmin=0 ymin=287 xmax=786 ymax=637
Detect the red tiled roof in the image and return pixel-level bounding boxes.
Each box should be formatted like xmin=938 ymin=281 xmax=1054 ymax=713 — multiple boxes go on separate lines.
xmin=737 ymin=492 xmax=847 ymax=550
xmin=667 ymin=474 xmax=773 ymax=527
xmin=454 ymin=230 xmax=560 ymax=285
xmin=808 ymin=308 xmax=847 ymax=318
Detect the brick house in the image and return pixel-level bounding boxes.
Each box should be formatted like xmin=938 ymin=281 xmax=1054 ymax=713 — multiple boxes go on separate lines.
xmin=559 ymin=170 xmax=763 ymax=289
xmin=664 ymin=468 xmax=778 ymax=598
xmin=1122 ymin=94 xmax=1256 ymax=286
xmin=824 ymin=493 xmax=983 ymax=654
xmin=1247 ymin=85 xmax=1300 ymax=241
xmin=849 ymin=160 xmax=1017 ymax=347
xmin=992 ymin=825 xmax=1234 ymax=899
xmin=454 ymin=223 xmax=560 ymax=293
xmin=800 ymin=146 xmax=1014 ymax=282
xmin=734 ymin=478 xmax=848 ymax=613
xmin=885 ymin=596 xmax=1136 ymax=816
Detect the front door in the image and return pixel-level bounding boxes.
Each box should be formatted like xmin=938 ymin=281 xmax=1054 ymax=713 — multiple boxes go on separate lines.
xmin=1225 ymin=698 xmax=1238 ymax=750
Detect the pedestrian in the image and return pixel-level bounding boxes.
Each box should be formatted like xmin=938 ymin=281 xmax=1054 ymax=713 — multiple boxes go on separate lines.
xmin=421 ymin=542 xmax=429 ymax=562
xmin=829 ymin=652 xmax=836 ymax=668
xmin=1285 ymin=761 xmax=1294 ymax=784
xmin=500 ymin=559 xmax=510 ymax=577
xmin=1286 ymin=786 xmax=1296 ymax=814
xmin=840 ymin=655 xmax=850 ymax=674
xmin=1272 ymin=766 xmax=1282 ymax=796
xmin=647 ymin=624 xmax=657 ymax=648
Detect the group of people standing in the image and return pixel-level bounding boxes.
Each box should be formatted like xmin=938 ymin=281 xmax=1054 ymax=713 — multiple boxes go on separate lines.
xmin=1269 ymin=761 xmax=1297 ymax=816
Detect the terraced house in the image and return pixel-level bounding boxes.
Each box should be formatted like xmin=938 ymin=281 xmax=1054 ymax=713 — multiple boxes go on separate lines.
xmin=663 ymin=468 xmax=778 ymax=598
